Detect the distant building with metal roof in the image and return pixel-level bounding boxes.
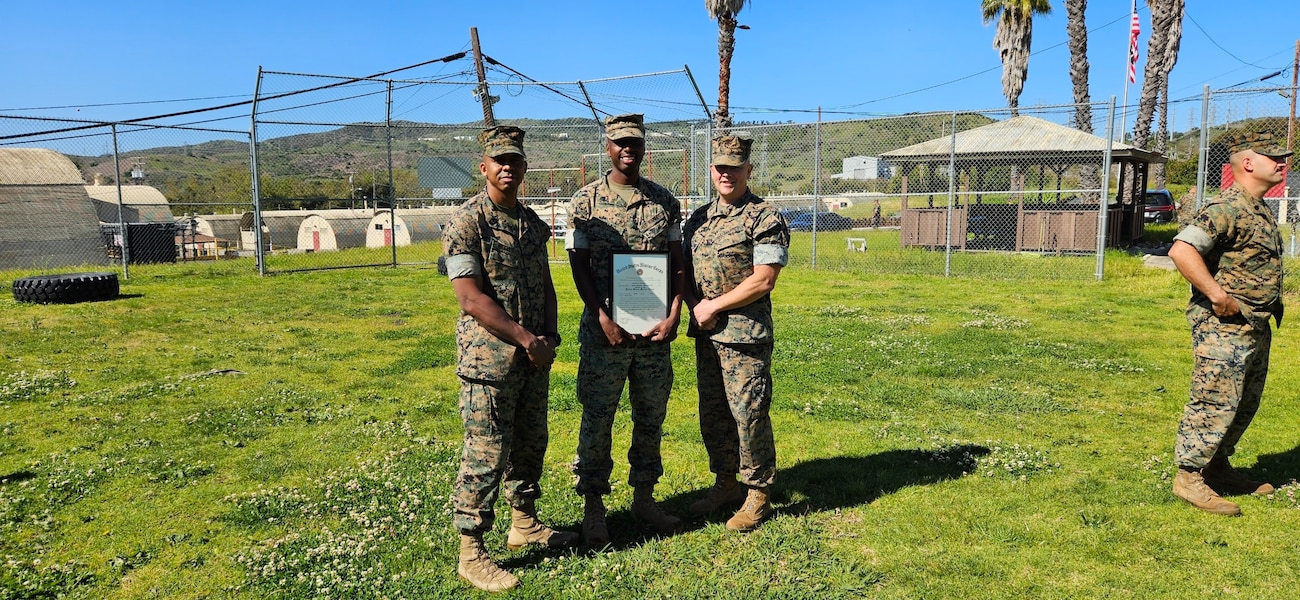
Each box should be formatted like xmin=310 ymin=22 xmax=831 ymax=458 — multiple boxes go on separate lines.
xmin=85 ymin=185 xmax=176 ymax=224
xmin=0 ymin=148 xmax=109 ymax=269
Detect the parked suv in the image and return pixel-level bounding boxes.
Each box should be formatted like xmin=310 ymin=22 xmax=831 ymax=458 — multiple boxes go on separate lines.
xmin=1144 ymin=190 xmax=1175 ymax=224
xmin=788 ymin=212 xmax=853 ymax=232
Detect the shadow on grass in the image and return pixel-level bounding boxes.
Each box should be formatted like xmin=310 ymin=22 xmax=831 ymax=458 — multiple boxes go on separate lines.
xmin=502 ymin=445 xmax=990 ymax=566
xmin=1249 ymin=443 xmax=1300 ymax=484
xmin=774 ymin=446 xmax=989 ymax=515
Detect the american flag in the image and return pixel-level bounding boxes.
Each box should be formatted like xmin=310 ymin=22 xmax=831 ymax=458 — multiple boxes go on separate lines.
xmin=1127 ymin=12 xmax=1141 ymax=84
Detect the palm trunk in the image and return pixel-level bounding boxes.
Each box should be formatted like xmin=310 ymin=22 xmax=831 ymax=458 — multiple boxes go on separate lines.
xmin=1152 ymin=87 xmax=1170 ymax=189
xmin=994 ymin=12 xmax=1032 ymax=117
xmin=1133 ymin=0 xmax=1175 ymax=149
xmin=1066 ymin=0 xmax=1099 ymax=199
xmin=1065 ymin=0 xmax=1092 ymax=133
xmin=1151 ymin=0 xmax=1183 ymax=189
xmin=715 ymin=13 xmax=737 ymax=130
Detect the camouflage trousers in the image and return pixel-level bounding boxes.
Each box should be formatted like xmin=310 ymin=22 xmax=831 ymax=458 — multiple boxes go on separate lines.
xmin=1175 ymin=303 xmax=1272 ymax=470
xmin=695 ymin=338 xmax=776 ymax=489
xmin=452 ymin=367 xmax=550 ymax=534
xmin=572 ymin=339 xmax=673 ymax=496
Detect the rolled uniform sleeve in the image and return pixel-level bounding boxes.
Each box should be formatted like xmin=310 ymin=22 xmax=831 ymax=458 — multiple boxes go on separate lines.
xmin=565 ymin=191 xmax=592 ymax=251
xmin=442 ymin=211 xmax=485 ymax=280
xmin=751 ymin=208 xmax=790 ymax=267
xmin=754 ymin=244 xmax=787 ymax=267
xmin=1172 ymin=225 xmax=1214 ymax=255
xmin=444 ymin=254 xmax=481 ymax=280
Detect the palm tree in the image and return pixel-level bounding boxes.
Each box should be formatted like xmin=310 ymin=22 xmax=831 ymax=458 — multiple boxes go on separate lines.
xmin=705 ymin=0 xmax=752 ymax=130
xmin=1132 ymin=0 xmax=1183 ymax=149
xmin=1064 ymin=0 xmax=1091 ymax=133
xmin=1151 ymin=0 xmax=1183 ymax=188
xmin=982 ymin=0 xmax=1052 ymax=116
xmin=1065 ymin=0 xmax=1101 ymax=199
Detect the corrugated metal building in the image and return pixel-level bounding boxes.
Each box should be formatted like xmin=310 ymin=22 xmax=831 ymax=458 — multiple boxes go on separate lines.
xmin=365 ymin=208 xmax=452 ymax=248
xmin=84 ymin=185 xmax=175 ymax=224
xmin=0 ymin=148 xmax=109 ymax=269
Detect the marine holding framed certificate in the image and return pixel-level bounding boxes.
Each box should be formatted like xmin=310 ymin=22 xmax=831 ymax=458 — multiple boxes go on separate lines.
xmin=610 ymin=251 xmax=670 ymax=335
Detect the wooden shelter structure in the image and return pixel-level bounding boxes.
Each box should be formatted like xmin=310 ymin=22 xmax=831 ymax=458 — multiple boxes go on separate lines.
xmin=882 ymin=116 xmax=1164 ymax=252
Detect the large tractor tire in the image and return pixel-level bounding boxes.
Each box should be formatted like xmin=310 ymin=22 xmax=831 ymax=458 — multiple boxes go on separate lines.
xmin=12 ymin=272 xmax=120 ymax=304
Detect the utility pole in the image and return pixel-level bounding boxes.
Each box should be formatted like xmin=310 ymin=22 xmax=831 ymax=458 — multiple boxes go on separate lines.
xmin=470 ymin=27 xmax=496 ymax=127
xmin=1288 ymin=39 xmax=1298 ymax=153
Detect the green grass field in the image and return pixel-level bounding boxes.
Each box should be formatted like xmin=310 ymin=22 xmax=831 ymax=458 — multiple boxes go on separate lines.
xmin=2 ymin=254 xmax=1299 ymax=599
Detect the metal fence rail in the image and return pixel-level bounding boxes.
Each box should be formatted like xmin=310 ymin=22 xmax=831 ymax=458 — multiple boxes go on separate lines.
xmin=3 ymin=83 xmax=1297 ymax=280
xmin=0 ymin=114 xmax=251 ymax=276
xmin=249 ymin=67 xmax=708 ymax=274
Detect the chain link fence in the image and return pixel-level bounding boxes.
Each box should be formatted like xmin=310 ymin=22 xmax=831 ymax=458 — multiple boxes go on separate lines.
xmin=0 ymin=114 xmax=251 ymax=274
xmin=1186 ymin=86 xmax=1299 ymax=261
xmin=6 ymin=79 xmax=1297 ymax=280
xmin=250 ymin=66 xmax=707 ymax=273
xmin=702 ymin=101 xmax=1127 ymax=279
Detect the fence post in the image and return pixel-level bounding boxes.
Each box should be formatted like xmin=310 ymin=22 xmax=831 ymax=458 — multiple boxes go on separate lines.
xmin=250 ymin=67 xmax=266 ymax=276
xmin=111 ymin=123 xmax=131 ymax=279
xmin=1194 ymin=85 xmax=1212 ymax=211
xmin=386 ymin=80 xmax=396 ymax=267
xmin=689 ymin=121 xmax=696 ymax=211
xmin=944 ymin=112 xmax=957 ymax=278
xmin=1096 ymin=97 xmax=1117 ymax=281
xmin=811 ymin=107 xmax=821 ymax=269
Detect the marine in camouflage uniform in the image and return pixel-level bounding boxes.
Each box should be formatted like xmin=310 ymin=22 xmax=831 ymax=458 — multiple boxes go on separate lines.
xmin=682 ymin=134 xmax=790 ymax=532
xmin=1167 ymin=131 xmax=1290 ymax=516
xmin=1175 ymin=186 xmax=1197 ymax=230
xmin=566 ymin=114 xmax=685 ymax=543
xmin=443 ymin=125 xmax=575 ymax=592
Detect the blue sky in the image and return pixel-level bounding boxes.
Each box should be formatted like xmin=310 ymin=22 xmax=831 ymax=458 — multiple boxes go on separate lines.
xmin=3 ymin=0 xmax=1297 ymax=132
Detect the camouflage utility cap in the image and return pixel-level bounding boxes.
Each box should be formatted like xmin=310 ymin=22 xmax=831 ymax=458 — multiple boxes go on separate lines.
xmin=712 ymin=135 xmax=753 ymax=166
xmin=1225 ymin=131 xmax=1293 ymax=159
xmin=605 ymin=114 xmax=645 ymax=140
xmin=479 ymin=125 xmax=527 ymax=158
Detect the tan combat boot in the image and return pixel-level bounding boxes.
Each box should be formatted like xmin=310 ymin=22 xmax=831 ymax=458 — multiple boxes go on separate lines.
xmin=582 ymin=494 xmax=610 ymax=547
xmin=726 ymin=487 xmax=773 ymax=532
xmin=506 ymin=500 xmax=578 ymax=550
xmin=1172 ymin=468 xmax=1241 ymax=516
xmin=689 ymin=474 xmax=747 ymax=516
xmin=457 ymin=533 xmax=519 ymax=593
xmin=631 ymin=485 xmax=683 ymax=534
xmin=1202 ymin=458 xmax=1275 ymax=496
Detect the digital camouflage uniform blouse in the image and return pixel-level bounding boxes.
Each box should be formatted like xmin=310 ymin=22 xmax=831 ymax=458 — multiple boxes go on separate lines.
xmin=568 ymin=175 xmax=682 ymax=345
xmin=442 ymin=190 xmax=553 ymax=381
xmin=682 ymin=190 xmax=790 ymax=344
xmin=1173 ymin=182 xmax=1285 ymax=323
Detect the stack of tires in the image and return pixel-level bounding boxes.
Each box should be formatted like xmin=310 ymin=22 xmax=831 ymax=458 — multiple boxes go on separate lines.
xmin=11 ymin=272 xmax=120 ymax=304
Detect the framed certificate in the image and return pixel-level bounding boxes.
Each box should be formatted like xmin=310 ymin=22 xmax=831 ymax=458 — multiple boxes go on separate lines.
xmin=610 ymin=252 xmax=670 ymax=335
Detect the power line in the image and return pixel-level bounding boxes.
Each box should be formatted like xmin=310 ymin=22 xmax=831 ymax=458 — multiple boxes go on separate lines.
xmin=1184 ymin=13 xmax=1268 ymax=69
xmin=743 ymin=11 xmax=1132 ymax=115
xmin=0 ymin=94 xmax=253 ymax=113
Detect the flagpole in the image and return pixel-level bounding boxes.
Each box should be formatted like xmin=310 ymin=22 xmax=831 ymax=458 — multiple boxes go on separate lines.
xmin=1119 ymin=0 xmax=1138 ymax=142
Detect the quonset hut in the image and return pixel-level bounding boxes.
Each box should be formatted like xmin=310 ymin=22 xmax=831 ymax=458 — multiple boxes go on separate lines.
xmin=297 ymin=211 xmax=371 ymax=251
xmin=84 ymin=185 xmax=175 ymax=224
xmin=0 ymin=148 xmax=108 ymax=269
xmin=192 ymin=214 xmax=244 ymax=251
xmin=365 ymin=208 xmax=453 ymax=248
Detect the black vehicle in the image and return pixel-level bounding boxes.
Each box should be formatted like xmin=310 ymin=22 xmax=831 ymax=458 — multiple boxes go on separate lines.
xmin=1144 ymin=190 xmax=1175 ymax=224
xmin=787 ymin=212 xmax=853 ymax=232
